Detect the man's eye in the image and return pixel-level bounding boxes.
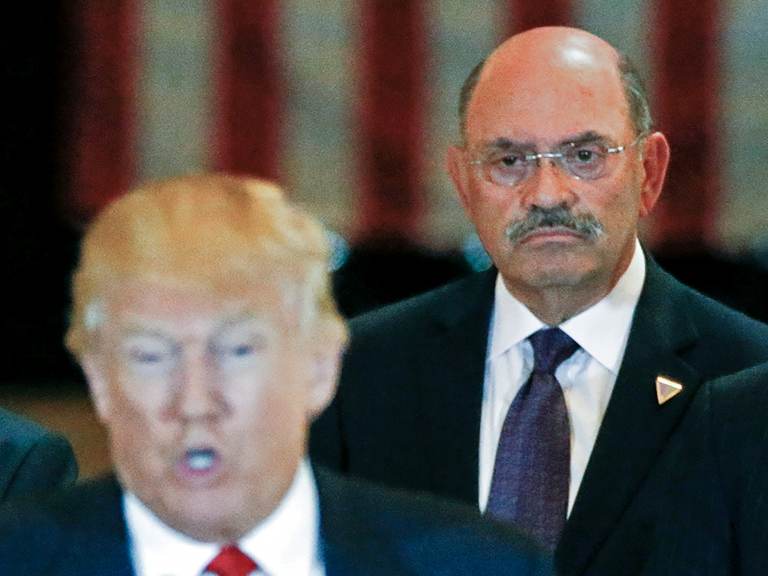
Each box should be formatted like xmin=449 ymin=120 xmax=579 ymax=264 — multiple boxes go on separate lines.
xmin=569 ymin=144 xmax=604 ymax=164
xmin=215 ymin=335 xmax=267 ymax=366
xmin=576 ymin=149 xmax=594 ymax=162
xmin=490 ymin=151 xmax=530 ymax=170
xmin=228 ymin=344 xmax=256 ymax=357
xmin=129 ymin=349 xmax=170 ymax=364
xmin=499 ymin=154 xmax=522 ymax=167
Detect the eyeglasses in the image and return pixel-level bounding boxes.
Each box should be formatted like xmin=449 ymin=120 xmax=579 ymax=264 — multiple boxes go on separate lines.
xmin=468 ymin=133 xmax=647 ymax=187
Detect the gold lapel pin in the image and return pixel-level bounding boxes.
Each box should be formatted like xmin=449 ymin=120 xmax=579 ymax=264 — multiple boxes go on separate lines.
xmin=656 ymin=375 xmax=683 ymax=405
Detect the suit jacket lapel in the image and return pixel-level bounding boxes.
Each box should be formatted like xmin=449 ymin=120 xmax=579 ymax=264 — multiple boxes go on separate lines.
xmin=415 ymin=269 xmax=496 ymax=505
xmin=557 ymin=260 xmax=705 ymax=575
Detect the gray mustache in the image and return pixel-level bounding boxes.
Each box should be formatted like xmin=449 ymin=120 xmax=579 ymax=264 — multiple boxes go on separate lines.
xmin=504 ymin=204 xmax=605 ymax=244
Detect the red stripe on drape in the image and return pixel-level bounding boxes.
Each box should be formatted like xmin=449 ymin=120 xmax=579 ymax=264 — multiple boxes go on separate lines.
xmin=505 ymin=0 xmax=572 ymax=34
xmin=62 ymin=0 xmax=138 ymax=225
xmin=650 ymin=0 xmax=721 ymax=250
xmin=213 ymin=0 xmax=282 ymax=181
xmin=355 ymin=0 xmax=427 ymax=241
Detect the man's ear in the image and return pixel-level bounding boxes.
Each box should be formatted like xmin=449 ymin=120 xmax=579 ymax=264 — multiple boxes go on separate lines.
xmin=306 ymin=322 xmax=345 ymax=420
xmin=82 ymin=352 xmax=112 ymax=424
xmin=447 ymin=145 xmax=473 ymax=213
xmin=638 ymin=131 xmax=671 ymax=217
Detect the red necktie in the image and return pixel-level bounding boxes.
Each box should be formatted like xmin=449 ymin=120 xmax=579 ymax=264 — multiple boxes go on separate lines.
xmin=203 ymin=545 xmax=259 ymax=576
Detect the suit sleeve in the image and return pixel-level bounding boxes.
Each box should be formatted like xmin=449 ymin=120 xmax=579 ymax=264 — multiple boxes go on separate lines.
xmin=2 ymin=431 xmax=78 ymax=502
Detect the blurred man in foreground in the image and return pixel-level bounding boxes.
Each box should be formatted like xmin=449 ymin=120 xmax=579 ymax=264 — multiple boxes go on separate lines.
xmin=0 ymin=174 xmax=550 ymax=575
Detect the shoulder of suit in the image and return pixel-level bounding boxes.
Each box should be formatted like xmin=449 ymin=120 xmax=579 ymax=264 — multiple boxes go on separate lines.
xmin=0 ymin=476 xmax=123 ymax=572
xmin=0 ymin=407 xmax=53 ymax=444
xmin=349 ymin=271 xmax=495 ymax=334
xmin=708 ymin=361 xmax=768 ymax=415
xmin=0 ymin=475 xmax=123 ymax=549
xmin=315 ymin=466 xmax=541 ymax=547
xmin=650 ymin=262 xmax=768 ymax=343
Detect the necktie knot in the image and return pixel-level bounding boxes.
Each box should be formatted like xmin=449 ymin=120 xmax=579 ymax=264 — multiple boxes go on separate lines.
xmin=529 ymin=328 xmax=579 ymax=375
xmin=203 ymin=545 xmax=258 ymax=576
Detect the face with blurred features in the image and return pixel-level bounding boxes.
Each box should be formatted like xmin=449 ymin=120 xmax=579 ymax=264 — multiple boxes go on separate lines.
xmin=447 ymin=27 xmax=669 ymax=322
xmin=82 ymin=278 xmax=340 ymax=543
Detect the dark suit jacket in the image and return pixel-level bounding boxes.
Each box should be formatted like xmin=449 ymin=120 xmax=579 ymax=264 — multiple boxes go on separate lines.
xmin=637 ymin=363 xmax=768 ymax=576
xmin=0 ymin=408 xmax=77 ymax=503
xmin=310 ymin=258 xmax=768 ymax=575
xmin=0 ymin=467 xmax=552 ymax=575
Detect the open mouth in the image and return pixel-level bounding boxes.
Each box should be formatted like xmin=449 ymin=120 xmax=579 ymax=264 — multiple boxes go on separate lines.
xmin=186 ymin=448 xmax=217 ymax=471
xmin=177 ymin=447 xmax=222 ymax=482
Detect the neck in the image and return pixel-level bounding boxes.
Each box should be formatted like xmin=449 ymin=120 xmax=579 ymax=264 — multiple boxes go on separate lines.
xmin=502 ymin=258 xmax=631 ymax=325
xmin=509 ymin=282 xmax=609 ymax=325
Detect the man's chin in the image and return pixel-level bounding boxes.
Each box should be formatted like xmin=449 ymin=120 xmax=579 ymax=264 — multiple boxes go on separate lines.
xmin=503 ymin=251 xmax=600 ymax=289
xmin=161 ymin=499 xmax=252 ymax=543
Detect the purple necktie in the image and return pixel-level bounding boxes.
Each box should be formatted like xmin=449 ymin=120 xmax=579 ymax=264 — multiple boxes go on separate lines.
xmin=485 ymin=327 xmax=579 ymax=550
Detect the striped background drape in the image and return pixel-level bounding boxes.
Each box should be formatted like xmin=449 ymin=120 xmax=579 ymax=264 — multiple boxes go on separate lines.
xmin=61 ymin=0 xmax=768 ymax=253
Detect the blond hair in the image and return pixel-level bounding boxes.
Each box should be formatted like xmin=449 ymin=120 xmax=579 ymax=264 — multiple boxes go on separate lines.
xmin=66 ymin=173 xmax=346 ymax=357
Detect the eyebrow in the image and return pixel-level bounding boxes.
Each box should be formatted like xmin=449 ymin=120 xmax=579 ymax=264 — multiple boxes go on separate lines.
xmin=212 ymin=313 xmax=270 ymax=337
xmin=119 ymin=326 xmax=172 ymax=340
xmin=477 ymin=131 xmax=611 ymax=153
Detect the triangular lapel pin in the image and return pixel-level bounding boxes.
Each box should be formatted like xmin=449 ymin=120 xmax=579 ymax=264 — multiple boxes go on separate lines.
xmin=656 ymin=375 xmax=683 ymax=405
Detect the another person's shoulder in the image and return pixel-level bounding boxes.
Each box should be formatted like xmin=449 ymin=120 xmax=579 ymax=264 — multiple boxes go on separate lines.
xmin=707 ymin=362 xmax=768 ymax=425
xmin=0 ymin=407 xmax=74 ymax=460
xmin=315 ymin=467 xmax=552 ymax=575
xmin=0 ymin=407 xmax=78 ymax=500
xmin=0 ymin=407 xmax=53 ymax=442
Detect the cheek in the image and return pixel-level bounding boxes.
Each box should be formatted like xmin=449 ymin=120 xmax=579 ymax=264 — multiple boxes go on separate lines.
xmin=466 ymin=185 xmax=521 ymax=237
xmin=228 ymin=366 xmax=310 ymax=450
xmin=105 ymin=391 xmax=171 ymax=493
xmin=589 ymin=182 xmax=641 ymax=232
xmin=103 ymin=373 xmax=173 ymax=459
xmin=107 ymin=388 xmax=167 ymax=450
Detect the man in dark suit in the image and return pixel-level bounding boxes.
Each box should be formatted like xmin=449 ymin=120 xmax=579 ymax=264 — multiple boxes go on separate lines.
xmin=310 ymin=26 xmax=768 ymax=575
xmin=0 ymin=407 xmax=77 ymax=503
xmin=0 ymin=174 xmax=550 ymax=575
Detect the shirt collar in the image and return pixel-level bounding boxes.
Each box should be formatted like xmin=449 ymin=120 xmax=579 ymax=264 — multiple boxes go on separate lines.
xmin=125 ymin=459 xmax=321 ymax=576
xmin=490 ymin=238 xmax=646 ymax=374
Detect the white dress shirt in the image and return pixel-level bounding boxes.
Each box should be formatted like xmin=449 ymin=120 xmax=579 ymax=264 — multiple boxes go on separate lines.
xmin=125 ymin=459 xmax=325 ymax=576
xmin=478 ymin=239 xmax=646 ymax=515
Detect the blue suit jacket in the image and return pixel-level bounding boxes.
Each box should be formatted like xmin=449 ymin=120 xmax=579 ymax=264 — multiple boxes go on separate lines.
xmin=311 ymin=257 xmax=768 ymax=575
xmin=0 ymin=408 xmax=77 ymax=503
xmin=0 ymin=467 xmax=552 ymax=575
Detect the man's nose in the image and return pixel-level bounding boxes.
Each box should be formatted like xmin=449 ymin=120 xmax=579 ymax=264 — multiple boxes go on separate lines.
xmin=520 ymin=158 xmax=576 ymax=209
xmin=173 ymin=353 xmax=222 ymax=420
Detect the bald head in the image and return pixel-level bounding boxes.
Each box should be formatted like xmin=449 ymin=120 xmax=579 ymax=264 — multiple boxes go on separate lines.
xmin=459 ymin=27 xmax=651 ymax=141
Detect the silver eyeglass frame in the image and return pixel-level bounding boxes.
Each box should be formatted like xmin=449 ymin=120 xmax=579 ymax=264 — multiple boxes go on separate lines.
xmin=468 ymin=132 xmax=649 ymax=185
